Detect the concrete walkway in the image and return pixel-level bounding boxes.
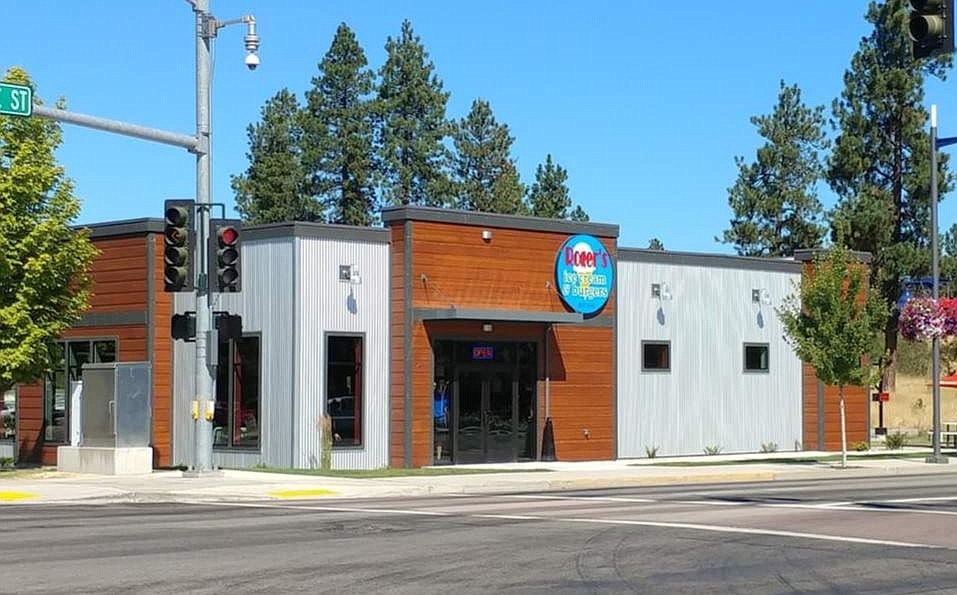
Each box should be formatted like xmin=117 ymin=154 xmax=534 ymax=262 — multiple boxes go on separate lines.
xmin=1 ymin=448 xmax=955 ymax=505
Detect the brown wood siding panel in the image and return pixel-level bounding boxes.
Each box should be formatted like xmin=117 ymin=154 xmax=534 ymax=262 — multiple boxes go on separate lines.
xmin=802 ymin=363 xmax=819 ymax=449
xmin=86 ymin=236 xmax=149 ymax=311
xmin=150 ymin=233 xmax=173 ymax=466
xmin=389 ymin=224 xmax=406 ymax=467
xmin=410 ymin=221 xmax=616 ymax=320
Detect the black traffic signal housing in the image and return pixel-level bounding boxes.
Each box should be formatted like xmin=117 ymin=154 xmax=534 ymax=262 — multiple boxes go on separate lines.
xmin=910 ymin=0 xmax=955 ymax=59
xmin=209 ymin=219 xmax=242 ymax=293
xmin=171 ymin=312 xmax=196 ymax=341
xmin=163 ymin=199 xmax=195 ymax=292
xmin=216 ymin=313 xmax=243 ymax=341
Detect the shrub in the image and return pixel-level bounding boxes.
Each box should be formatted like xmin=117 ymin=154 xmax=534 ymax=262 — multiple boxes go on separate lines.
xmin=644 ymin=445 xmax=658 ymax=459
xmin=0 ymin=457 xmax=13 ymax=469
xmin=885 ymin=432 xmax=906 ymax=450
xmin=703 ymin=445 xmax=722 ymax=456
xmin=853 ymin=441 xmax=869 ymax=452
xmin=760 ymin=442 xmax=778 ymax=453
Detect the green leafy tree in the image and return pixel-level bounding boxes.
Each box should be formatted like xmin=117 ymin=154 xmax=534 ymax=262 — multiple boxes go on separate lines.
xmin=827 ymin=0 xmax=952 ymax=388
xmin=232 ymin=89 xmax=320 ymax=224
xmin=303 ymin=23 xmax=378 ymax=226
xmin=647 ymin=238 xmax=665 ymax=250
xmin=720 ymin=81 xmax=828 ymax=257
xmin=376 ymin=20 xmax=452 ymax=207
xmin=527 ymin=154 xmax=589 ymax=220
xmin=0 ymin=68 xmax=97 ymax=395
xmin=777 ymin=247 xmax=888 ymax=468
xmin=452 ymin=99 xmax=525 ymax=214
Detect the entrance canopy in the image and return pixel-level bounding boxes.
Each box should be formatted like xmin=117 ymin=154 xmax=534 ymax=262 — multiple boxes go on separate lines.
xmin=413 ymin=307 xmax=583 ymax=324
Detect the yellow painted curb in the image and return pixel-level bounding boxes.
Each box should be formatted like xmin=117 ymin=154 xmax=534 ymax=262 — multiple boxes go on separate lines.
xmin=0 ymin=491 xmax=38 ymax=502
xmin=268 ymin=488 xmax=337 ymax=499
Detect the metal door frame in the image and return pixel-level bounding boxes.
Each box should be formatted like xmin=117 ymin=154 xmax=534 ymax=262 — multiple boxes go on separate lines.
xmin=452 ymin=364 xmax=518 ymax=463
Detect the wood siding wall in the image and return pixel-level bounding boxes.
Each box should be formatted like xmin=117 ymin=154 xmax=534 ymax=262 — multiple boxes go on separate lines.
xmin=390 ymin=218 xmax=616 ymax=467
xmin=16 ymin=234 xmax=171 ymax=466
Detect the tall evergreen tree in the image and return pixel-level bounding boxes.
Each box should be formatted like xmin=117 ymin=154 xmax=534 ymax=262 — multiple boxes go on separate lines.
xmin=647 ymin=238 xmax=665 ymax=250
xmin=376 ymin=20 xmax=451 ymax=207
xmin=827 ymin=0 xmax=952 ymax=387
xmin=0 ymin=68 xmax=97 ymax=394
xmin=527 ymin=154 xmax=589 ymax=220
xmin=303 ymin=23 xmax=377 ymax=226
xmin=452 ymin=99 xmax=525 ymax=214
xmin=232 ymin=89 xmax=320 ymax=224
xmin=720 ymin=81 xmax=828 ymax=257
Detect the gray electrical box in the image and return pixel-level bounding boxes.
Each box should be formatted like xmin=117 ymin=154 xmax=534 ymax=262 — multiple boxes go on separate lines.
xmin=79 ymin=362 xmax=152 ymax=448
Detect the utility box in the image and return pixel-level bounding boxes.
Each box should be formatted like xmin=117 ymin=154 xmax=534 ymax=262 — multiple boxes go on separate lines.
xmin=57 ymin=362 xmax=153 ymax=475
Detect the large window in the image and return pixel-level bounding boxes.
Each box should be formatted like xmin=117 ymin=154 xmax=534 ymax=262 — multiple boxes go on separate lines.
xmin=744 ymin=343 xmax=770 ymax=373
xmin=326 ymin=335 xmax=363 ymax=448
xmin=214 ymin=335 xmax=261 ymax=449
xmin=642 ymin=341 xmax=671 ymax=372
xmin=1 ymin=389 xmax=15 ymax=442
xmin=44 ymin=339 xmax=117 ymax=443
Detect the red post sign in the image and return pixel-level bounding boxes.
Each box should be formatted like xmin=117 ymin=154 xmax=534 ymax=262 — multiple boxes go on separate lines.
xmin=879 ymin=392 xmax=890 ymax=402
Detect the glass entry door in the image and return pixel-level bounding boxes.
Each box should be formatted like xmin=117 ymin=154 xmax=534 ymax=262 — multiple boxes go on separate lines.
xmin=454 ymin=368 xmax=517 ymax=464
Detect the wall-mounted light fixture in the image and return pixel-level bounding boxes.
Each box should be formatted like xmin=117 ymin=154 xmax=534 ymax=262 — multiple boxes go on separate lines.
xmin=752 ymin=288 xmax=771 ymax=305
xmin=652 ymin=282 xmax=673 ymax=300
xmin=481 ymin=229 xmax=493 ymax=242
xmin=339 ymin=264 xmax=361 ymax=285
xmin=482 ymin=323 xmax=493 ymax=333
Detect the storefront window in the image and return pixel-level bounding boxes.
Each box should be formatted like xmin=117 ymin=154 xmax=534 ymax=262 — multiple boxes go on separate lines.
xmin=1 ymin=389 xmax=15 ymax=441
xmin=214 ymin=336 xmax=261 ymax=449
xmin=744 ymin=343 xmax=770 ymax=373
xmin=326 ymin=335 xmax=363 ymax=447
xmin=642 ymin=341 xmax=670 ymax=372
xmin=44 ymin=339 xmax=117 ymax=443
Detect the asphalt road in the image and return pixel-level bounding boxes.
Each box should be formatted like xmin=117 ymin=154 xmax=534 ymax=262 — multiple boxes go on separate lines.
xmin=4 ymin=475 xmax=957 ymax=594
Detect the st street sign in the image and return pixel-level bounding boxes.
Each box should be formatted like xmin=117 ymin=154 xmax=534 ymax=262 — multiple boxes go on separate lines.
xmin=0 ymin=82 xmax=32 ymax=117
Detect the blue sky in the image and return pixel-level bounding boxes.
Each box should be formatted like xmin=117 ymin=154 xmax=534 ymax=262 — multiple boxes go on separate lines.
xmin=3 ymin=1 xmax=956 ymax=252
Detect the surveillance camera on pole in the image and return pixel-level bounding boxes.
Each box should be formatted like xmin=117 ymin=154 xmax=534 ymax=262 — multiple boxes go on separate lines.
xmin=910 ymin=0 xmax=955 ymax=59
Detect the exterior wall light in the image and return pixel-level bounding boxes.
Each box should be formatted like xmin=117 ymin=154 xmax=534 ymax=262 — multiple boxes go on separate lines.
xmin=482 ymin=323 xmax=493 ymax=333
xmin=481 ymin=230 xmax=493 ymax=242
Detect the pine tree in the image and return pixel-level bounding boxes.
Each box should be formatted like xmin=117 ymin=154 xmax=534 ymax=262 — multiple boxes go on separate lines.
xmin=0 ymin=68 xmax=97 ymax=394
xmin=648 ymin=238 xmax=665 ymax=250
xmin=720 ymin=81 xmax=828 ymax=257
xmin=528 ymin=154 xmax=571 ymax=218
xmin=827 ymin=0 xmax=952 ymax=387
xmin=452 ymin=99 xmax=525 ymax=214
xmin=303 ymin=23 xmax=377 ymax=226
xmin=376 ymin=20 xmax=452 ymax=207
xmin=527 ymin=154 xmax=589 ymax=220
xmin=232 ymin=89 xmax=320 ymax=224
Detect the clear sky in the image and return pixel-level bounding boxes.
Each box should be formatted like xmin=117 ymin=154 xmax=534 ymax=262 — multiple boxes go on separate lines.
xmin=3 ymin=1 xmax=956 ymax=252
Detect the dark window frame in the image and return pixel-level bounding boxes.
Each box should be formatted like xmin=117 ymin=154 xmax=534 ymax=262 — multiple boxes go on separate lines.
xmin=641 ymin=340 xmax=671 ymax=373
xmin=324 ymin=332 xmax=366 ymax=450
xmin=743 ymin=343 xmax=770 ymax=373
xmin=213 ymin=332 xmax=262 ymax=452
xmin=1 ymin=388 xmax=15 ymax=443
xmin=43 ymin=337 xmax=118 ymax=444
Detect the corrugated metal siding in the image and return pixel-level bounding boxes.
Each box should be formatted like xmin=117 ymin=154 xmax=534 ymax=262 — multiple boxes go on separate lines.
xmin=617 ymin=260 xmax=803 ymax=457
xmin=172 ymin=238 xmax=294 ymax=469
xmin=295 ymin=237 xmax=390 ymax=470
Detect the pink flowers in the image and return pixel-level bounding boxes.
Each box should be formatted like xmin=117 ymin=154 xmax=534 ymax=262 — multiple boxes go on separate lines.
xmin=899 ymin=297 xmax=953 ymax=341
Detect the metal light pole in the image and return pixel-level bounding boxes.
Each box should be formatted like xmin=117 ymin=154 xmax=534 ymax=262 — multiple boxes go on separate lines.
xmin=927 ymin=104 xmax=948 ymax=465
xmin=30 ymin=1 xmax=259 ymax=476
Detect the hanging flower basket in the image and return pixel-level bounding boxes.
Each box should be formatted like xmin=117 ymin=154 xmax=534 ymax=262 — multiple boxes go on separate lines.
xmin=940 ymin=297 xmax=957 ymax=336
xmin=899 ymin=297 xmax=947 ymax=341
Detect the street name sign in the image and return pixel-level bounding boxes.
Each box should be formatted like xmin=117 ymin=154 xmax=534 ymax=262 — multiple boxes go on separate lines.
xmin=0 ymin=82 xmax=32 ymax=117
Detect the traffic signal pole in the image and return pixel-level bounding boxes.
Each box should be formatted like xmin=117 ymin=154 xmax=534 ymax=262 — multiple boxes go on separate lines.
xmin=28 ymin=0 xmax=258 ymax=476
xmin=192 ymin=0 xmax=215 ymax=475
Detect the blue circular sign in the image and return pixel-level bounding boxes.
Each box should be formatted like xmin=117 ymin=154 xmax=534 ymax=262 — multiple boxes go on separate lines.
xmin=555 ymin=234 xmax=613 ymax=315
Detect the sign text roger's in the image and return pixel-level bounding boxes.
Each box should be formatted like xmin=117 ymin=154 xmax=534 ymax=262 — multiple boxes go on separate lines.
xmin=555 ymin=234 xmax=613 ymax=316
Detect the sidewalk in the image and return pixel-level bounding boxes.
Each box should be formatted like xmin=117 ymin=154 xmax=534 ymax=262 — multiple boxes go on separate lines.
xmin=2 ymin=448 xmax=955 ymax=505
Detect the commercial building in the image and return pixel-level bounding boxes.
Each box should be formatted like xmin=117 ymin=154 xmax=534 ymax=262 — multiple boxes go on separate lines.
xmin=9 ymin=207 xmax=869 ymax=469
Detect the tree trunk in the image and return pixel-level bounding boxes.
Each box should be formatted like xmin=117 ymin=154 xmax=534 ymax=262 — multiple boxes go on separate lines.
xmin=884 ymin=310 xmax=899 ymax=391
xmin=839 ymin=385 xmax=847 ymax=470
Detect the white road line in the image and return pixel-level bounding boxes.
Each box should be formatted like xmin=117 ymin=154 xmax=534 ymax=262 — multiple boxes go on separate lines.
xmin=188 ymin=500 xmax=949 ymax=550
xmin=501 ymin=494 xmax=655 ymax=503
xmin=681 ymin=500 xmax=750 ymax=506
xmin=550 ymin=517 xmax=946 ymax=550
xmin=866 ymin=496 xmax=957 ymax=504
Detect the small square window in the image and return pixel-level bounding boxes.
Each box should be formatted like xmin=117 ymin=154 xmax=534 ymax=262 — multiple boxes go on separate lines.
xmin=744 ymin=344 xmax=769 ymax=372
xmin=642 ymin=341 xmax=670 ymax=372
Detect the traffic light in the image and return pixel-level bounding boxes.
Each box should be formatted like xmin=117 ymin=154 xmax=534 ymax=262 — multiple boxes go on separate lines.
xmin=910 ymin=0 xmax=955 ymax=59
xmin=209 ymin=219 xmax=242 ymax=293
xmin=163 ymin=199 xmax=194 ymax=292
xmin=216 ymin=313 xmax=243 ymax=341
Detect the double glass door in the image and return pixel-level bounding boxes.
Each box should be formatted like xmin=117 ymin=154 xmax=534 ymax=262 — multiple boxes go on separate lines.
xmin=456 ymin=368 xmax=517 ymax=464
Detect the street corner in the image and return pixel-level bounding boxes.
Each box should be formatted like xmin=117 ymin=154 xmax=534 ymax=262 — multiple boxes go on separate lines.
xmin=267 ymin=487 xmax=339 ymax=499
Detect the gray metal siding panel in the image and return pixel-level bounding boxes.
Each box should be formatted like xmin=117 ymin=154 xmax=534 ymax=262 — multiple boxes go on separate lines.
xmin=295 ymin=237 xmax=390 ymax=470
xmin=172 ymin=238 xmax=295 ymax=469
xmin=616 ymin=260 xmax=803 ymax=457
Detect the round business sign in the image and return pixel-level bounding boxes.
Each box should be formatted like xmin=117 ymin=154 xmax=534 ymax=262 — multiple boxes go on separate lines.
xmin=555 ymin=234 xmax=613 ymax=315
